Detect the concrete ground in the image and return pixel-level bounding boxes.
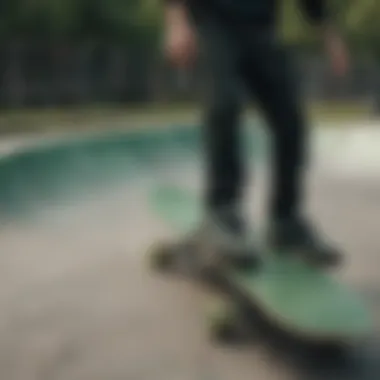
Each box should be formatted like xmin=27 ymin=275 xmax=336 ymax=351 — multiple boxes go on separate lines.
xmin=0 ymin=125 xmax=379 ymax=380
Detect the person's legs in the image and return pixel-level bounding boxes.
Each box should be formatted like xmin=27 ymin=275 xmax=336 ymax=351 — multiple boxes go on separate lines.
xmin=195 ymin=17 xmax=244 ymax=221
xmin=180 ymin=13 xmax=259 ymax=265
xmin=241 ymin=32 xmax=306 ymax=219
xmin=190 ymin=12 xmax=248 ymax=234
xmin=240 ymin=31 xmax=342 ymax=266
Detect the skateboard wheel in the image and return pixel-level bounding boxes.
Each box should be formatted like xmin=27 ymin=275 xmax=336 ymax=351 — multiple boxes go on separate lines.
xmin=199 ymin=265 xmax=220 ymax=286
xmin=208 ymin=300 xmax=240 ymax=344
xmin=316 ymin=341 xmax=350 ymax=357
xmin=211 ymin=318 xmax=238 ymax=343
xmin=149 ymin=242 xmax=175 ymax=271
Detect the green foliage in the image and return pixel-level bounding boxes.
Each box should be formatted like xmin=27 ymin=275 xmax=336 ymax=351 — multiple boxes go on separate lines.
xmin=281 ymin=0 xmax=380 ymax=54
xmin=344 ymin=0 xmax=380 ymax=52
xmin=0 ymin=0 xmax=378 ymax=52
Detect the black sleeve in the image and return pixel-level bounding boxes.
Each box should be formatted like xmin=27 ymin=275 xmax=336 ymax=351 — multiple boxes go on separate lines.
xmin=298 ymin=0 xmax=328 ymax=25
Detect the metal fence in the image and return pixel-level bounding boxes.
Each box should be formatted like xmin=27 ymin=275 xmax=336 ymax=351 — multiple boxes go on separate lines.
xmin=0 ymin=42 xmax=378 ymax=108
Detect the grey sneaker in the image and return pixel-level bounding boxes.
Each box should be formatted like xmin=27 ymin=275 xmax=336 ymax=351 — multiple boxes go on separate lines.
xmin=268 ymin=215 xmax=343 ymax=268
xmin=186 ymin=206 xmax=261 ymax=271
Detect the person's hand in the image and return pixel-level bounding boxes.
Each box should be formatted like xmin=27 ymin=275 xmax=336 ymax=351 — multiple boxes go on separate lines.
xmin=165 ymin=16 xmax=197 ymax=68
xmin=324 ymin=28 xmax=350 ymax=77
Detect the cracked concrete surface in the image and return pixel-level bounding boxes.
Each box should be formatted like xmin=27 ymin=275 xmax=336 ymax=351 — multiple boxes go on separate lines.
xmin=0 ymin=172 xmax=378 ymax=380
xmin=0 ymin=126 xmax=379 ymax=380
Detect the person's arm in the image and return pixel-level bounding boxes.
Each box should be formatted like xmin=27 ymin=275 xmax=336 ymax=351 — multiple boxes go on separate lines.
xmin=163 ymin=0 xmax=190 ymax=28
xmin=298 ymin=0 xmax=349 ymax=77
xmin=162 ymin=0 xmax=197 ymax=68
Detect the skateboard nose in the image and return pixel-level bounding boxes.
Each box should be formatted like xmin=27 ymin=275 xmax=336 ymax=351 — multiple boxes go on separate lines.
xmin=316 ymin=298 xmax=372 ymax=338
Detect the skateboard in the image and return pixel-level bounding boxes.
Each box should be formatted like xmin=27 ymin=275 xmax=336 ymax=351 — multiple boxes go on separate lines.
xmin=148 ymin=185 xmax=372 ymax=349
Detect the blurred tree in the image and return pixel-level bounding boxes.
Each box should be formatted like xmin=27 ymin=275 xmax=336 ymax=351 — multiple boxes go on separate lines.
xmin=0 ymin=0 xmax=378 ymax=50
xmin=280 ymin=0 xmax=348 ymax=47
xmin=281 ymin=0 xmax=380 ymax=54
xmin=75 ymin=0 xmax=161 ymax=44
xmin=343 ymin=0 xmax=380 ymax=112
xmin=344 ymin=0 xmax=380 ymax=52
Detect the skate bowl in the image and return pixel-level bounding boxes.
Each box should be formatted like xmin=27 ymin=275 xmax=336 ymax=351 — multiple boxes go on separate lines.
xmin=0 ymin=122 xmax=380 ymax=380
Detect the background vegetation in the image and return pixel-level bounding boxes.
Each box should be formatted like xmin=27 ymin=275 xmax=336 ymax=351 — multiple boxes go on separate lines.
xmin=0 ymin=0 xmax=379 ymax=114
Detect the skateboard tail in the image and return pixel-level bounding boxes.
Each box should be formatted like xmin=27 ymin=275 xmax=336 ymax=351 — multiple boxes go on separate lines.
xmin=231 ymin=268 xmax=373 ymax=343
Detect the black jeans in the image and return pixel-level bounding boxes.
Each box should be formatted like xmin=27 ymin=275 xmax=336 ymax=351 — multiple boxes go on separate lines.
xmin=193 ymin=12 xmax=308 ymax=219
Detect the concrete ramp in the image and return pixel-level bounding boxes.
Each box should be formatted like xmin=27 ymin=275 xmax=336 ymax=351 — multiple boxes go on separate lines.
xmin=0 ymin=124 xmax=379 ymax=380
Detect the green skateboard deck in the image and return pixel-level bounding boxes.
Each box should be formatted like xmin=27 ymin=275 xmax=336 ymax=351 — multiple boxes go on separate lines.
xmin=149 ymin=185 xmax=372 ymax=345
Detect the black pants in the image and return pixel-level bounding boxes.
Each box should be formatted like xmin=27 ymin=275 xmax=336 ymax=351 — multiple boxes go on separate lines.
xmin=194 ymin=12 xmax=308 ymax=219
